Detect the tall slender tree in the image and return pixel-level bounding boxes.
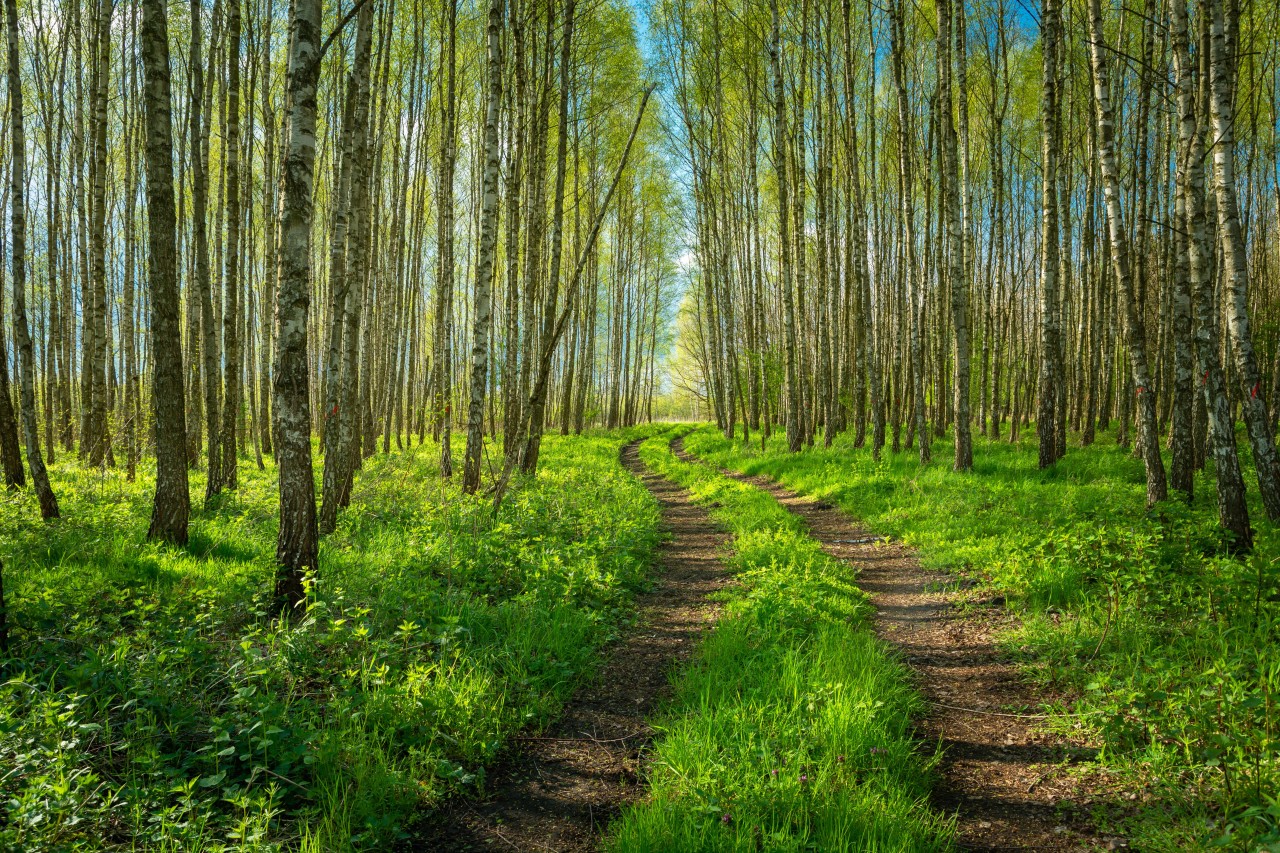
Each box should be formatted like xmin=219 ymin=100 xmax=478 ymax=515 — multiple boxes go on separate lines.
xmin=1086 ymin=0 xmax=1167 ymax=505
xmin=319 ymin=0 xmax=375 ymax=535
xmin=938 ymin=0 xmax=972 ymax=470
xmin=6 ymin=0 xmax=57 ymax=518
xmin=435 ymin=0 xmax=458 ymax=478
xmin=1205 ymin=0 xmax=1280 ymax=522
xmin=1171 ymin=0 xmax=1249 ymax=545
xmin=274 ymin=0 xmax=322 ymax=608
xmin=519 ymin=0 xmax=576 ymax=474
xmin=140 ymin=0 xmax=189 ymax=543
xmin=191 ymin=0 xmax=221 ymax=498
xmin=220 ymin=0 xmax=244 ymax=490
xmin=464 ymin=0 xmax=505 ymax=494
xmin=1037 ymin=0 xmax=1062 ymax=469
xmin=770 ymin=0 xmax=801 ymax=453
xmin=84 ymin=0 xmax=111 ymax=467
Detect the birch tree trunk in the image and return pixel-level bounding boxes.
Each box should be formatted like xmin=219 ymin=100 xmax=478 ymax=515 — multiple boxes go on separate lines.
xmin=1205 ymin=0 xmax=1280 ymax=521
xmin=463 ymin=0 xmax=504 ymax=494
xmin=501 ymin=1 xmax=526 ymax=449
xmin=259 ymin=14 xmax=276 ymax=459
xmin=0 ymin=297 xmax=23 ymax=488
xmin=518 ymin=0 xmax=575 ymax=474
xmin=1171 ymin=0 xmax=1249 ymax=545
xmin=140 ymin=0 xmax=190 ymax=543
xmin=122 ymin=5 xmax=139 ymax=482
xmin=435 ymin=0 xmax=458 ymax=477
xmin=220 ymin=0 xmax=243 ymax=490
xmin=85 ymin=0 xmax=111 ymax=467
xmin=938 ymin=0 xmax=972 ymax=470
xmin=890 ymin=0 xmax=929 ymax=463
xmin=319 ymin=1 xmax=374 ymax=534
xmin=1037 ymin=0 xmax=1062 ymax=468
xmin=771 ymin=0 xmax=801 ymax=453
xmin=1086 ymin=0 xmax=1167 ymax=505
xmin=274 ymin=0 xmax=322 ymax=608
xmin=1168 ymin=195 xmax=1196 ymax=499
xmin=494 ymin=83 xmax=653 ymax=500
xmin=6 ymin=0 xmax=58 ymax=519
xmin=191 ymin=0 xmax=222 ymax=497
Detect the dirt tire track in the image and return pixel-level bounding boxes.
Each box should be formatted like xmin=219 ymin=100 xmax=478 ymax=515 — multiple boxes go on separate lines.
xmin=405 ymin=438 xmax=731 ymax=852
xmin=673 ymin=436 xmax=1115 ymax=853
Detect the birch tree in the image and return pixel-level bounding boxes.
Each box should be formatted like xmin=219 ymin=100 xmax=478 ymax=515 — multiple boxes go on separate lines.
xmin=6 ymin=0 xmax=57 ymax=519
xmin=463 ymin=0 xmax=505 ymax=494
xmin=1086 ymin=0 xmax=1167 ymax=505
xmin=274 ymin=0 xmax=322 ymax=608
xmin=140 ymin=0 xmax=189 ymax=543
xmin=1205 ymin=0 xmax=1280 ymax=522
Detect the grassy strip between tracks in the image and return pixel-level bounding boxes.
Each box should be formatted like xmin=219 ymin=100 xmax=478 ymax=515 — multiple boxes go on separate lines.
xmin=606 ymin=429 xmax=952 ymax=852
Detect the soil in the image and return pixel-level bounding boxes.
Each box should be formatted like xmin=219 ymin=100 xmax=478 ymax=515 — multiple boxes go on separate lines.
xmin=404 ymin=438 xmax=731 ymax=852
xmin=672 ymin=437 xmax=1126 ymax=853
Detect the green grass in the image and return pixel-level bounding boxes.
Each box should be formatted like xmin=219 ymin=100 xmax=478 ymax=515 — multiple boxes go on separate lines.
xmin=605 ymin=429 xmax=952 ymax=852
xmin=0 ymin=430 xmax=662 ymax=851
xmin=683 ymin=423 xmax=1280 ymax=852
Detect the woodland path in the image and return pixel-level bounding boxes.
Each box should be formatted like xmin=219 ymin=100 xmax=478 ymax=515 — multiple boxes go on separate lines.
xmin=405 ymin=438 xmax=731 ymax=852
xmin=673 ymin=437 xmax=1121 ymax=852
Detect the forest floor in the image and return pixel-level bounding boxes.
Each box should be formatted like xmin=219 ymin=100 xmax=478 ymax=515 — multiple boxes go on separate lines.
xmin=674 ymin=437 xmax=1120 ymax=851
xmin=8 ymin=424 xmax=1274 ymax=851
xmin=404 ymin=438 xmax=732 ymax=851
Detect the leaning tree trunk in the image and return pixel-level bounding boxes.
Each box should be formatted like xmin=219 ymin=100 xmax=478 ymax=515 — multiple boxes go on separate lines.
xmin=5 ymin=0 xmax=57 ymax=519
xmin=274 ymin=0 xmax=322 ymax=609
xmin=1205 ymin=0 xmax=1280 ymax=522
xmin=463 ymin=0 xmax=504 ymax=494
xmin=494 ymin=83 xmax=653 ymax=503
xmin=140 ymin=0 xmax=190 ymax=543
xmin=518 ymin=0 xmax=576 ymax=474
xmin=1086 ymin=0 xmax=1167 ymax=506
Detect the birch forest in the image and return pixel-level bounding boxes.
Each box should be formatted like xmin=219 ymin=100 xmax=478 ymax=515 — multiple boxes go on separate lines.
xmin=1 ymin=0 xmax=1279 ymax=849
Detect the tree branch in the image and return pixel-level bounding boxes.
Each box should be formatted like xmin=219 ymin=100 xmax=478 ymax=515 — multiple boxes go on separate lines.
xmin=318 ymin=0 xmax=377 ymax=63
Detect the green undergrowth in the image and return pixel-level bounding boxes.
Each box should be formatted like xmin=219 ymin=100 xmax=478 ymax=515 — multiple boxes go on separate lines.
xmin=0 ymin=429 xmax=661 ymax=851
xmin=684 ymin=424 xmax=1280 ymax=852
xmin=606 ymin=429 xmax=952 ymax=852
